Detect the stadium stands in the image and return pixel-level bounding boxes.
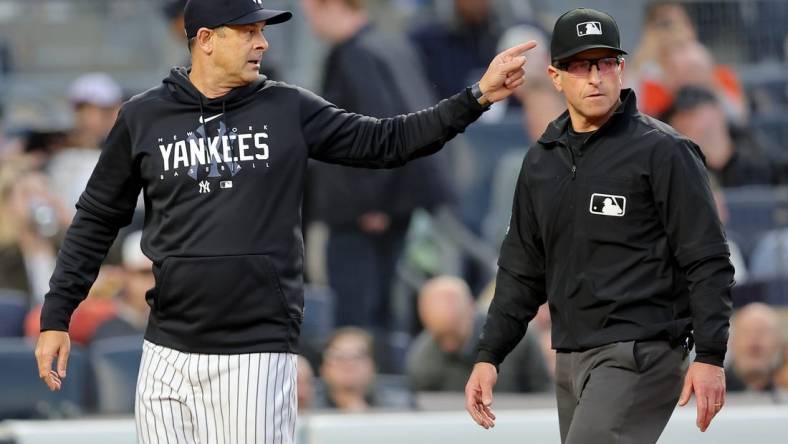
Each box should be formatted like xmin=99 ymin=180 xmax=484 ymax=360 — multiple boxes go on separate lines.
xmin=0 ymin=290 xmax=27 ymax=337
xmin=89 ymin=335 xmax=144 ymax=415
xmin=0 ymin=338 xmax=88 ymax=419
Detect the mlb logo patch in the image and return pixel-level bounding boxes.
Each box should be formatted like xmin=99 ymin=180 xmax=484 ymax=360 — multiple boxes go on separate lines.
xmin=589 ymin=193 xmax=626 ymax=217
xmin=577 ymin=21 xmax=603 ymax=36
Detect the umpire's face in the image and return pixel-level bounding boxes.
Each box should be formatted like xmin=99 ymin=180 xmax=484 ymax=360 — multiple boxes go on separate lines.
xmin=202 ymin=21 xmax=270 ymax=87
xmin=548 ymin=48 xmax=625 ymax=127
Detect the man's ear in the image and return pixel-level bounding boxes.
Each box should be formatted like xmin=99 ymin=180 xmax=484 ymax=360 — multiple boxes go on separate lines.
xmin=195 ymin=27 xmax=215 ymax=55
xmin=547 ymin=65 xmax=563 ymax=92
xmin=617 ymin=58 xmax=626 ymax=87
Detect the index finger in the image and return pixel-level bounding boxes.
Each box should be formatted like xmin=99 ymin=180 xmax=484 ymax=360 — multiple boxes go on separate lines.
xmin=501 ymin=40 xmax=538 ymax=58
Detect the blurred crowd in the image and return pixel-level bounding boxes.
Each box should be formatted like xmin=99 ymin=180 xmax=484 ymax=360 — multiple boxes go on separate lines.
xmin=1 ymin=0 xmax=787 ymax=419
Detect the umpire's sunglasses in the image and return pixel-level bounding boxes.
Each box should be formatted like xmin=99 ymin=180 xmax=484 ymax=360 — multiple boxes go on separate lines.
xmin=555 ymin=56 xmax=624 ymax=77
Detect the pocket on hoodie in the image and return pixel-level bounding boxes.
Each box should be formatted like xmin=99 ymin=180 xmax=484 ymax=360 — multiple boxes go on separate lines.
xmin=156 ymin=254 xmax=296 ymax=338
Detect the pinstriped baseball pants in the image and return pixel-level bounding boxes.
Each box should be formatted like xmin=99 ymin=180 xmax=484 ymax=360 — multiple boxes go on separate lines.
xmin=135 ymin=340 xmax=297 ymax=444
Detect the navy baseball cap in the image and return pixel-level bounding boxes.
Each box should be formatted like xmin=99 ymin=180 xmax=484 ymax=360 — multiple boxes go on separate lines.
xmin=184 ymin=0 xmax=293 ymax=39
xmin=550 ymin=8 xmax=627 ymax=62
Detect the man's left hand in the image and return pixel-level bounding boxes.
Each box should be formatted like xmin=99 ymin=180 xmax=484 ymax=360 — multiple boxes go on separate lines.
xmin=678 ymin=362 xmax=726 ymax=432
xmin=477 ymin=41 xmax=538 ymax=105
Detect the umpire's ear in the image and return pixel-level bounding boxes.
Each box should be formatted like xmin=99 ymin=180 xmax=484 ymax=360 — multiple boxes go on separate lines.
xmin=547 ymin=65 xmax=563 ymax=92
xmin=616 ymin=58 xmax=626 ymax=87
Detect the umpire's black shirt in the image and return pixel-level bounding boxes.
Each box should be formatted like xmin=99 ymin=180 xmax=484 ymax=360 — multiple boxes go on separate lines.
xmin=477 ymin=89 xmax=734 ymax=368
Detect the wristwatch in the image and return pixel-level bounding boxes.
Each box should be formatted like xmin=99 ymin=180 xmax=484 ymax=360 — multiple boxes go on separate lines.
xmin=471 ymin=82 xmax=491 ymax=107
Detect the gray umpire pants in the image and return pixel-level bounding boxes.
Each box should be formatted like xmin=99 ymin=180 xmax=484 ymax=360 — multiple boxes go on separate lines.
xmin=555 ymin=340 xmax=689 ymax=444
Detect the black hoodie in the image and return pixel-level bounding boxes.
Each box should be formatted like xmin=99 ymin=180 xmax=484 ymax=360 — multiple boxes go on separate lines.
xmin=41 ymin=67 xmax=485 ymax=353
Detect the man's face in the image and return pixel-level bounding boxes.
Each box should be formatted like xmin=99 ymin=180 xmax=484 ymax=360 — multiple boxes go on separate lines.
xmin=212 ymin=22 xmax=269 ymax=86
xmin=732 ymin=310 xmax=782 ymax=377
xmin=125 ymin=265 xmax=154 ymax=315
xmin=320 ymin=334 xmax=374 ymax=391
xmin=300 ymin=0 xmax=331 ymax=39
xmin=454 ymin=0 xmax=492 ymax=24
xmin=548 ymin=48 xmax=624 ymax=127
xmin=300 ymin=0 xmax=351 ymax=42
xmin=669 ymin=103 xmax=731 ymax=170
xmin=74 ymin=102 xmax=120 ymax=147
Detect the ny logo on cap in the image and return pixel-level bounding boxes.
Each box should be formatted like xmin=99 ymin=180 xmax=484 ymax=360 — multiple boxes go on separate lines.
xmin=252 ymin=0 xmax=263 ymax=5
xmin=577 ymin=21 xmax=602 ymax=37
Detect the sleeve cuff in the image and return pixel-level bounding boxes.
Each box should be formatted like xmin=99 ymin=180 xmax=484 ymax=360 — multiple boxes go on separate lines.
xmin=693 ymin=353 xmax=725 ymax=368
xmin=475 ymin=349 xmax=501 ymax=371
xmin=40 ymin=296 xmax=73 ymax=332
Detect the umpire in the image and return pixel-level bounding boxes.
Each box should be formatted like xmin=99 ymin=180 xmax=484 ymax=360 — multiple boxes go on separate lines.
xmin=465 ymin=8 xmax=734 ymax=444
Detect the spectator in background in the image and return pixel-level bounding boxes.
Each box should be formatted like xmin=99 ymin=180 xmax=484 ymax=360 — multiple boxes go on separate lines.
xmin=2 ymin=100 xmax=71 ymax=166
xmin=748 ymin=228 xmax=788 ymax=281
xmin=503 ymin=25 xmax=564 ymax=139
xmin=316 ymin=327 xmax=412 ymax=411
xmin=630 ymin=1 xmax=746 ymax=122
xmin=297 ymin=355 xmax=316 ymax=411
xmin=492 ymin=23 xmax=564 ymax=129
xmin=726 ymin=303 xmax=784 ymax=396
xmin=407 ymin=276 xmax=551 ymax=392
xmin=301 ymin=0 xmax=454 ymax=342
xmin=0 ymin=101 xmax=19 ymax=161
xmin=0 ymin=158 xmax=69 ymax=306
xmin=47 ymin=73 xmax=123 ymax=218
xmin=92 ymin=231 xmax=152 ymax=341
xmin=707 ymin=176 xmax=749 ymax=284
xmin=162 ymin=0 xmax=188 ymax=49
xmin=410 ymin=0 xmax=503 ymax=100
xmin=777 ymin=344 xmax=788 ymax=389
xmin=25 ymin=264 xmax=121 ymax=345
xmin=663 ymin=86 xmax=787 ymax=187
xmin=479 ymin=24 xmax=565 ymax=249
xmin=64 ymin=73 xmax=122 ymax=151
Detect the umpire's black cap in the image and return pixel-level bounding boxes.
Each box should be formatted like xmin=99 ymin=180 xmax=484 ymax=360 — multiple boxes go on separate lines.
xmin=550 ymin=8 xmax=627 ymax=62
xmin=184 ymin=0 xmax=293 ymax=39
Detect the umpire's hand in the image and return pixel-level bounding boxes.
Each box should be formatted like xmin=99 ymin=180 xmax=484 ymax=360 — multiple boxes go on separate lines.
xmin=678 ymin=362 xmax=726 ymax=432
xmin=476 ymin=41 xmax=538 ymax=105
xmin=35 ymin=330 xmax=71 ymax=391
xmin=465 ymin=362 xmax=498 ymax=429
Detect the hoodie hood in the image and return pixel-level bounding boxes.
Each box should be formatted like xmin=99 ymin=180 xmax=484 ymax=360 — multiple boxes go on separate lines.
xmin=163 ymin=66 xmax=269 ymax=112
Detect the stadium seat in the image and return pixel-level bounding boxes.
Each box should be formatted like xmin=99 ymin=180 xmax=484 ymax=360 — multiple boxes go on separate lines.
xmin=723 ymin=185 xmax=788 ymax=260
xmin=0 ymin=338 xmax=87 ymax=419
xmin=749 ymin=228 xmax=788 ymax=281
xmin=750 ymin=112 xmax=788 ymax=147
xmin=89 ymin=335 xmax=144 ymax=415
xmin=454 ymin=115 xmax=530 ymax=234
xmin=302 ymin=284 xmax=336 ymax=341
xmin=299 ymin=285 xmax=337 ymax=368
xmin=0 ymin=289 xmax=29 ymax=337
xmin=763 ymin=278 xmax=788 ymax=306
xmin=482 ymin=148 xmax=528 ymax=247
xmin=374 ymin=374 xmax=416 ymax=409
